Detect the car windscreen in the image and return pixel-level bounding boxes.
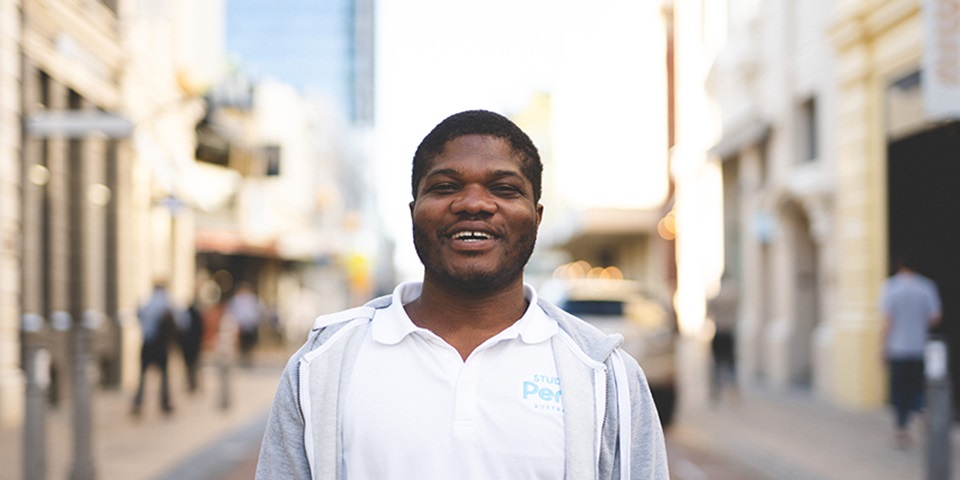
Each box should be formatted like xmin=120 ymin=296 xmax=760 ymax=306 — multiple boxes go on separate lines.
xmin=561 ymin=300 xmax=625 ymax=317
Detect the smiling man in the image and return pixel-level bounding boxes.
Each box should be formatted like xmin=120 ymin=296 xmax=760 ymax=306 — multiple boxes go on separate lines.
xmin=256 ymin=110 xmax=669 ymax=480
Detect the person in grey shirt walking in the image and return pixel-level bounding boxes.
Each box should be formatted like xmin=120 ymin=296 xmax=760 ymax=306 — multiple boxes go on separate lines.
xmin=880 ymin=255 xmax=942 ymax=447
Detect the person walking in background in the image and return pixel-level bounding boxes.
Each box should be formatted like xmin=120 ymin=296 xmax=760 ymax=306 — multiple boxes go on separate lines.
xmin=256 ymin=110 xmax=668 ymax=479
xmin=880 ymin=255 xmax=942 ymax=448
xmin=708 ymin=273 xmax=739 ymax=404
xmin=227 ymin=282 xmax=262 ymax=366
xmin=180 ymin=298 xmax=205 ymax=393
xmin=132 ymin=281 xmax=179 ymax=416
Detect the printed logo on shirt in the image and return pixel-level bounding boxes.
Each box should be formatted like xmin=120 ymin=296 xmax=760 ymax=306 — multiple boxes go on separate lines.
xmin=522 ymin=374 xmax=563 ymax=413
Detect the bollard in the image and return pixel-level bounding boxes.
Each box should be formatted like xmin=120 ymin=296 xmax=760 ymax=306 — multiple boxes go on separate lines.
xmin=218 ymin=355 xmax=232 ymax=411
xmin=924 ymin=338 xmax=951 ymax=480
xmin=22 ymin=313 xmax=48 ymax=480
xmin=216 ymin=316 xmax=237 ymax=411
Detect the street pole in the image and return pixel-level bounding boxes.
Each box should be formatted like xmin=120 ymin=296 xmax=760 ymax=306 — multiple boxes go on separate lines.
xmin=217 ymin=314 xmax=236 ymax=411
xmin=925 ymin=336 xmax=952 ymax=480
xmin=68 ymin=318 xmax=95 ymax=480
xmin=22 ymin=314 xmax=49 ymax=480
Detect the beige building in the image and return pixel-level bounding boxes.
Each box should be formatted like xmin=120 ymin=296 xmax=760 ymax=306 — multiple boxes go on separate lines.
xmin=828 ymin=0 xmax=959 ymax=407
xmin=0 ymin=0 xmax=222 ymax=429
xmin=672 ymin=0 xmax=960 ymax=410
xmin=0 ymin=0 xmax=25 ymax=426
xmin=704 ymin=0 xmax=842 ymax=397
xmin=2 ymin=0 xmax=132 ymax=428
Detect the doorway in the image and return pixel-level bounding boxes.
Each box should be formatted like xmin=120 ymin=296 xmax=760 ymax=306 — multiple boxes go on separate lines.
xmin=887 ymin=122 xmax=960 ymax=417
xmin=782 ymin=201 xmax=819 ymax=387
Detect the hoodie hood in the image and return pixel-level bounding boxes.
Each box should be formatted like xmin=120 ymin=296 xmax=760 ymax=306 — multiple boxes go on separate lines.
xmin=537 ymin=297 xmax=624 ymax=363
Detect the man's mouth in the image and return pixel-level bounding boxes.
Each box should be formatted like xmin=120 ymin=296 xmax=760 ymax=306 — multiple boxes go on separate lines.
xmin=450 ymin=231 xmax=495 ymax=242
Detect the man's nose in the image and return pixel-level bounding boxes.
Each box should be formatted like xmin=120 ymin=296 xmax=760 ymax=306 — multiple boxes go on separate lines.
xmin=451 ymin=185 xmax=497 ymax=215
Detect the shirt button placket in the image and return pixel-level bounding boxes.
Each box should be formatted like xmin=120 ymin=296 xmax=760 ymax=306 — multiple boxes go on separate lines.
xmin=453 ymin=351 xmax=479 ymax=433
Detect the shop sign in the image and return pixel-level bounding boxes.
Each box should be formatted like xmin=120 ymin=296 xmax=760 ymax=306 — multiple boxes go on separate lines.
xmin=924 ymin=0 xmax=960 ymax=119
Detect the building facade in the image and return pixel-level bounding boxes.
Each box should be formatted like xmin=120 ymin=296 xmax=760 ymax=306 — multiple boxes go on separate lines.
xmin=0 ymin=0 xmax=25 ymax=426
xmin=707 ymin=0 xmax=842 ymax=396
xmin=194 ymin=73 xmax=389 ymax=345
xmin=206 ymin=0 xmax=386 ymax=343
xmin=0 ymin=0 xmax=222 ymax=429
xmin=673 ymin=0 xmax=960 ymax=410
xmin=2 ymin=0 xmax=131 ymax=428
xmin=828 ymin=0 xmax=959 ymax=408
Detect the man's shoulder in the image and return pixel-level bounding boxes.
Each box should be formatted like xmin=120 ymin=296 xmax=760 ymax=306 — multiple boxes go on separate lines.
xmin=310 ymin=295 xmax=393 ymax=331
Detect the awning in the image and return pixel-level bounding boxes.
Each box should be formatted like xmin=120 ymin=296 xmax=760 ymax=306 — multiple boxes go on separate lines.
xmin=195 ymin=228 xmax=278 ymax=257
xmin=709 ymin=120 xmax=771 ymax=160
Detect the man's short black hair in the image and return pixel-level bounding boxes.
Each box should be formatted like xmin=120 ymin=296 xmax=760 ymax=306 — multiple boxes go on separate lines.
xmin=412 ymin=110 xmax=543 ymax=202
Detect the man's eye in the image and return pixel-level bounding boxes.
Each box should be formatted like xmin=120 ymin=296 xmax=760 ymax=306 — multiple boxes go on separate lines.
xmin=492 ymin=185 xmax=522 ymax=196
xmin=428 ymin=183 xmax=458 ymax=193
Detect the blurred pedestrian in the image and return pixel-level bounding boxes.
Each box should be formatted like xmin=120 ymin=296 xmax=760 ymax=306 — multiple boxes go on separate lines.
xmin=180 ymin=298 xmax=205 ymax=392
xmin=256 ymin=110 xmax=668 ymax=479
xmin=227 ymin=282 xmax=262 ymax=366
xmin=202 ymin=299 xmax=226 ymax=351
xmin=708 ymin=273 xmax=739 ymax=404
xmin=880 ymin=255 xmax=942 ymax=448
xmin=132 ymin=281 xmax=179 ymax=416
xmin=215 ymin=300 xmax=239 ymax=411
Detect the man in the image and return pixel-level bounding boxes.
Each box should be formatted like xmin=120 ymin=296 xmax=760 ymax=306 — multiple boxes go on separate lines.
xmin=880 ymin=255 xmax=942 ymax=447
xmin=708 ymin=273 xmax=738 ymax=404
xmin=132 ymin=281 xmax=178 ymax=416
xmin=227 ymin=281 xmax=262 ymax=366
xmin=256 ymin=110 xmax=669 ymax=479
xmin=180 ymin=296 xmax=205 ymax=392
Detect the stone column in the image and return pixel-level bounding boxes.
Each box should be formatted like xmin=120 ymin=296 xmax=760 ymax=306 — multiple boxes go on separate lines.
xmin=737 ymin=143 xmax=767 ymax=387
xmin=20 ymin=60 xmax=50 ymax=479
xmin=827 ymin=2 xmax=890 ymax=407
xmin=0 ymin=0 xmax=25 ymax=428
xmin=46 ymin=80 xmax=72 ymax=405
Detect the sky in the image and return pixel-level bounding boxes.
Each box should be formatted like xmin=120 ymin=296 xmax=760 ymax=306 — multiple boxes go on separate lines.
xmin=226 ymin=0 xmax=670 ymax=279
xmin=225 ymin=0 xmax=352 ymax=103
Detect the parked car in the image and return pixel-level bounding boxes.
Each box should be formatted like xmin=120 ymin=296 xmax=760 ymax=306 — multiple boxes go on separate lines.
xmin=540 ymin=277 xmax=678 ymax=425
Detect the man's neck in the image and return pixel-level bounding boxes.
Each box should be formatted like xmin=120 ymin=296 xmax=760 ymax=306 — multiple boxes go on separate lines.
xmin=404 ymin=278 xmax=529 ymax=360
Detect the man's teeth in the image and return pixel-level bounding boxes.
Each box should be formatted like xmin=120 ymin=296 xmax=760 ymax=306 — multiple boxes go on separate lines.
xmin=452 ymin=231 xmax=493 ymax=241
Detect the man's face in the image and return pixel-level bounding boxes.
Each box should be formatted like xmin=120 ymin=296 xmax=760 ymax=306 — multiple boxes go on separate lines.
xmin=411 ymin=134 xmax=543 ymax=292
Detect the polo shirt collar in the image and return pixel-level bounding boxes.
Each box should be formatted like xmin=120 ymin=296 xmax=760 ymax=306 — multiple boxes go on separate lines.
xmin=372 ymin=281 xmax=558 ymax=345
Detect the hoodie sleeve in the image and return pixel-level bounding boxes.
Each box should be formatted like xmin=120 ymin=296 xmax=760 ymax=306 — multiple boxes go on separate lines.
xmin=605 ymin=350 xmax=669 ymax=479
xmin=255 ymin=354 xmax=312 ymax=479
xmin=629 ymin=356 xmax=669 ymax=479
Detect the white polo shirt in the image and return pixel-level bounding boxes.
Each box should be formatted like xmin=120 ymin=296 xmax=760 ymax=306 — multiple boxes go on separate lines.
xmin=342 ymin=282 xmax=565 ymax=479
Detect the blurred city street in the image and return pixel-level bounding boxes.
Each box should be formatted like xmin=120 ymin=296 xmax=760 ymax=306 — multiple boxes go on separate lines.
xmin=0 ymin=348 xmax=289 ymax=480
xmin=3 ymin=342 xmax=958 ymax=479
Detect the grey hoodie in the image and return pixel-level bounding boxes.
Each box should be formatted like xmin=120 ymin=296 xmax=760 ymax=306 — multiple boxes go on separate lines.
xmin=255 ymin=293 xmax=669 ymax=480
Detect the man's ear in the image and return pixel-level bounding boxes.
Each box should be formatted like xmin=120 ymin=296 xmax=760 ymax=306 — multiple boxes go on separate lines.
xmin=409 ymin=200 xmax=416 ymax=216
xmin=536 ymin=204 xmax=544 ymax=227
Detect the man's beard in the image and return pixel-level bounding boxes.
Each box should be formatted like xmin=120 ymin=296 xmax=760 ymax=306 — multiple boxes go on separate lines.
xmin=413 ymin=225 xmax=538 ymax=293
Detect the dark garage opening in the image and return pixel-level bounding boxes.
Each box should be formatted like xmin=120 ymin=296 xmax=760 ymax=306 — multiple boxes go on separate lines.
xmin=888 ymin=121 xmax=960 ymax=419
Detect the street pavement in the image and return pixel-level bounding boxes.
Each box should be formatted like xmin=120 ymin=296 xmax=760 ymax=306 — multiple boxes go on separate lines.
xmin=3 ymin=347 xmax=959 ymax=480
xmin=666 ymin=387 xmax=960 ymax=479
